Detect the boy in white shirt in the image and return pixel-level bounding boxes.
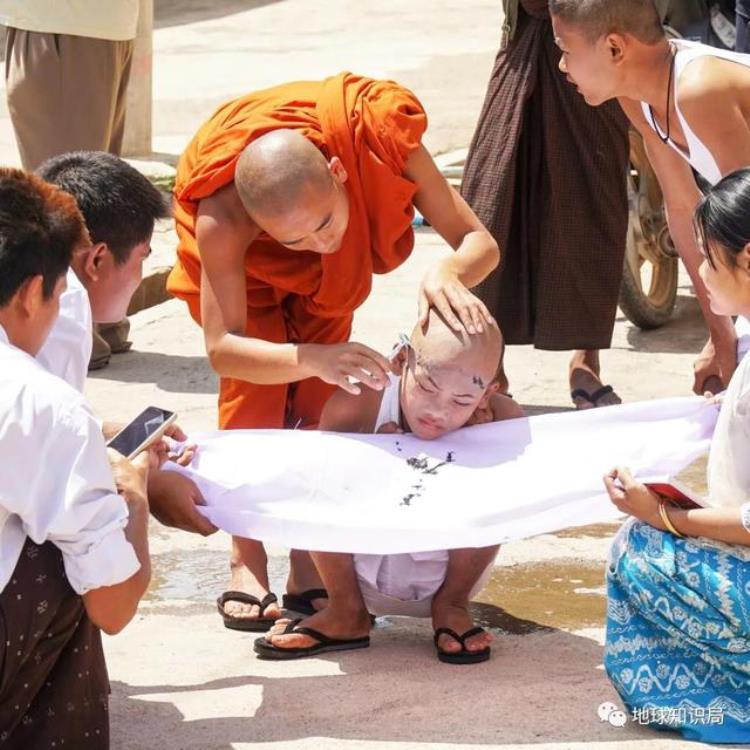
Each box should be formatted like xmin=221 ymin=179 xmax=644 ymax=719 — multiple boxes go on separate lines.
xmin=0 ymin=168 xmax=153 ymax=748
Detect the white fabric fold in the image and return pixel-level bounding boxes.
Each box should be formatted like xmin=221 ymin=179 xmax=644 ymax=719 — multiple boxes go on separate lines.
xmin=166 ymin=397 xmax=718 ymax=554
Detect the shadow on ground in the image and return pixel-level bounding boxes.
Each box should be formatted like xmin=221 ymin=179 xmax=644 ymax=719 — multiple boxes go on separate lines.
xmin=623 ymin=293 xmax=708 ymax=355
xmin=88 ymin=351 xmax=217 ymax=394
xmin=111 ymin=617 xmax=666 ymax=748
xmin=155 ymin=0 xmax=285 ymax=29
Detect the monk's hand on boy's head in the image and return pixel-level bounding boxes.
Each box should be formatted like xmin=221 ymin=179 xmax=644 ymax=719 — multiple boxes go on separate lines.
xmin=604 ymin=467 xmax=663 ymax=529
xmin=303 ymin=341 xmax=391 ymax=395
xmin=418 ymin=260 xmax=493 ymax=336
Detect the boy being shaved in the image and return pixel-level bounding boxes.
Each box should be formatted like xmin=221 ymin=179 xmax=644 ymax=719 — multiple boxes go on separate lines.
xmin=255 ymin=310 xmax=522 ymax=663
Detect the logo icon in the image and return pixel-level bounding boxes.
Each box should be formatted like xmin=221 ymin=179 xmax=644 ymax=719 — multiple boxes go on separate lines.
xmin=598 ymin=702 xmax=628 ymax=728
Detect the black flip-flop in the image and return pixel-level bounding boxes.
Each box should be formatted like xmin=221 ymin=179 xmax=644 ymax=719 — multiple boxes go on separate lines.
xmin=571 ymin=385 xmax=615 ymax=408
xmin=217 ymin=591 xmax=279 ymax=632
xmin=254 ymin=618 xmax=370 ymax=660
xmin=282 ymin=588 xmax=328 ymax=616
xmin=434 ymin=626 xmax=491 ymax=665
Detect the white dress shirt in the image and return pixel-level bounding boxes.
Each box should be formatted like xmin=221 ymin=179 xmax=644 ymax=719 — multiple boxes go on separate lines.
xmin=708 ymin=351 xmax=750 ymax=508
xmin=0 ymin=324 xmax=139 ymax=594
xmin=36 ymin=268 xmax=92 ymax=393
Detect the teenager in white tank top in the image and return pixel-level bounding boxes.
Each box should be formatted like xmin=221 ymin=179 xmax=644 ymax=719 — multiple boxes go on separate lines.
xmin=641 ymin=40 xmax=750 ymax=186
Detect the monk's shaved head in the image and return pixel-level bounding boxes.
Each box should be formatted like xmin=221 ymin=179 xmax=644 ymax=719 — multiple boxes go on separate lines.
xmin=410 ymin=309 xmax=503 ymax=389
xmin=235 ymin=129 xmax=334 ymax=220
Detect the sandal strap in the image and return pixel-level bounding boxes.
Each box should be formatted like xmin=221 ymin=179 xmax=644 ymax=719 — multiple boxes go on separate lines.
xmin=258 ymin=592 xmax=278 ymax=614
xmin=434 ymin=626 xmax=487 ymax=648
xmin=458 ymin=626 xmax=487 ymax=643
xmin=295 ymin=588 xmax=328 ymax=602
xmin=589 ymin=385 xmax=614 ymax=404
xmin=217 ymin=590 xmax=278 ymax=615
xmin=433 ymin=627 xmax=463 ymax=647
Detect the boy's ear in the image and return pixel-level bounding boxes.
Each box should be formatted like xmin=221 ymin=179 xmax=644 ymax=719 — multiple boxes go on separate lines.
xmin=80 ymin=242 xmax=110 ymax=283
xmin=391 ymin=346 xmax=407 ymax=376
xmin=477 ymin=380 xmax=500 ymax=409
xmin=741 ymin=242 xmax=750 ymax=275
xmin=16 ymin=274 xmax=45 ymax=317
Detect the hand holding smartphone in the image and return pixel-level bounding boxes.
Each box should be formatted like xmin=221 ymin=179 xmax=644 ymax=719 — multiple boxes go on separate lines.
xmin=106 ymin=406 xmax=177 ymax=460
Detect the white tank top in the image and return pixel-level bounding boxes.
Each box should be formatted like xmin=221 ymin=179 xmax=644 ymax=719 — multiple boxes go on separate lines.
xmin=641 ymin=40 xmax=750 ymax=186
xmin=374 ymin=374 xmax=401 ymax=431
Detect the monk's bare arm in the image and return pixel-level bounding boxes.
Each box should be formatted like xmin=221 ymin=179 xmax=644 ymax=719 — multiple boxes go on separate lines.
xmin=318 ymin=386 xmax=383 ymax=433
xmin=196 ymin=187 xmax=313 ymax=384
xmin=404 ymin=145 xmax=499 ymax=334
xmin=619 ymin=97 xmax=736 ymax=388
xmin=196 ymin=187 xmax=390 ymax=393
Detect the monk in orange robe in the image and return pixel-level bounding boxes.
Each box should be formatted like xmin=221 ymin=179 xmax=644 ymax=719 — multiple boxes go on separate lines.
xmin=167 ymin=72 xmax=501 ymax=630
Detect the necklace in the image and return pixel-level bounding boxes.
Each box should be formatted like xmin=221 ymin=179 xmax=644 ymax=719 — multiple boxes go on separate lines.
xmin=649 ymin=45 xmax=676 ymax=144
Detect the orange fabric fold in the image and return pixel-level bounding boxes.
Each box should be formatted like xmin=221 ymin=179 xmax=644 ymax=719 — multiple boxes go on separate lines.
xmin=167 ymin=72 xmax=427 ymax=429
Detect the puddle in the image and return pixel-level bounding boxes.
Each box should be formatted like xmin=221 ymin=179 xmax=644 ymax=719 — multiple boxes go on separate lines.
xmin=145 ymin=548 xmax=290 ymax=603
xmin=472 ymin=560 xmax=608 ymax=633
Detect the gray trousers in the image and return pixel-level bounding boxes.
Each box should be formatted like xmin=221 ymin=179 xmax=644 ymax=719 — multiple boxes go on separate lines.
xmin=5 ymin=29 xmax=133 ymax=170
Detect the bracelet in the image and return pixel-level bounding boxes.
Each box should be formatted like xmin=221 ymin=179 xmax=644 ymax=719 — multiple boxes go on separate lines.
xmin=741 ymin=502 xmax=750 ymax=535
xmin=658 ymin=499 xmax=687 ymax=538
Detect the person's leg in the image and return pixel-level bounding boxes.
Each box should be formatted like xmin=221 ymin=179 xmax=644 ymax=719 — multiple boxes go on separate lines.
xmin=569 ymin=349 xmax=622 ymax=410
xmin=285 ymin=549 xmax=327 ymax=611
xmin=266 ymin=552 xmax=371 ymax=650
xmin=5 ymin=31 xmax=128 ymax=170
xmin=0 ymin=540 xmax=109 ymax=748
xmin=431 ymin=546 xmax=499 ymax=655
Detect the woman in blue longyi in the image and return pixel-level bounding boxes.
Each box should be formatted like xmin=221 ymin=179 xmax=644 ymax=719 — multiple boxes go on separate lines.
xmin=603 ymin=169 xmax=750 ymax=744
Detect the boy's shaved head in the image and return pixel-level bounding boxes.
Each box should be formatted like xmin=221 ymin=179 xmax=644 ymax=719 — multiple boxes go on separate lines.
xmin=410 ymin=308 xmax=502 ymax=388
xmin=235 ymin=129 xmax=334 ymax=220
xmin=549 ymin=0 xmax=664 ymax=44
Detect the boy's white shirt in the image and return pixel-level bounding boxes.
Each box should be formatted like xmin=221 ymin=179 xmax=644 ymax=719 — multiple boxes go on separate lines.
xmin=36 ymin=268 xmax=92 ymax=394
xmin=0 ymin=323 xmax=139 ymax=594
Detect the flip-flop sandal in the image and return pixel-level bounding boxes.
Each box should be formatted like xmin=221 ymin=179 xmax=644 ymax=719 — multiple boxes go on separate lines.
xmin=217 ymin=591 xmax=280 ymax=632
xmin=282 ymin=588 xmax=329 ymax=616
xmin=254 ymin=618 xmax=370 ymax=660
xmin=571 ymin=385 xmax=615 ymax=409
xmin=434 ymin=626 xmax=491 ymax=665
xmin=283 ymin=589 xmax=378 ymax=625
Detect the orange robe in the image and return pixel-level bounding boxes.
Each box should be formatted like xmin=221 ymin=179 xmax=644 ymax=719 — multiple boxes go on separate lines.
xmin=167 ymin=72 xmax=427 ymax=430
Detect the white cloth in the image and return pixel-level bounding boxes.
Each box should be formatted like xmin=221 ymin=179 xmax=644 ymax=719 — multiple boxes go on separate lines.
xmin=641 ymin=40 xmax=750 ymax=186
xmin=708 ymin=351 xmax=750 ymax=507
xmin=167 ymin=396 xmax=718 ymax=554
xmin=36 ymin=268 xmax=92 ymax=393
xmin=0 ymin=324 xmax=139 ymax=595
xmin=0 ymin=0 xmax=139 ymax=41
xmin=737 ymin=316 xmax=750 ymax=364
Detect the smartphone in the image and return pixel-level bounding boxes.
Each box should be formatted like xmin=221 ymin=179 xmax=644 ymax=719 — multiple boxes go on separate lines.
xmin=107 ymin=406 xmax=177 ymax=460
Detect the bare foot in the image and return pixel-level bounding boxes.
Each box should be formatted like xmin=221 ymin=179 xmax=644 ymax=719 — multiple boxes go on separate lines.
xmin=223 ymin=560 xmax=281 ymax=621
xmin=431 ymin=595 xmax=492 ymax=655
xmin=266 ymin=605 xmax=371 ymax=651
xmin=569 ymin=350 xmax=621 ymax=410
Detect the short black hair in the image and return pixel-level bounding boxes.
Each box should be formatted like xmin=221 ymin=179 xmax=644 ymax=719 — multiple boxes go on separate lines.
xmin=695 ymin=168 xmax=750 ymax=270
xmin=37 ymin=151 xmax=171 ymax=265
xmin=0 ymin=168 xmax=88 ymax=307
xmin=549 ymin=0 xmax=665 ymax=44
